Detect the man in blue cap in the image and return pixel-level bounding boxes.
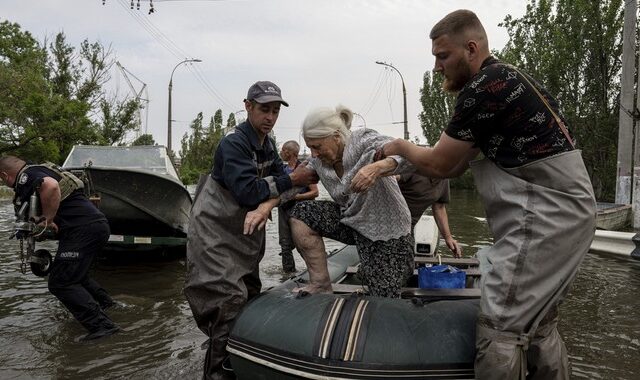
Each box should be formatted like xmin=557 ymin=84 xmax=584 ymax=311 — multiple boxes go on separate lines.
xmin=184 ymin=81 xmax=318 ymax=380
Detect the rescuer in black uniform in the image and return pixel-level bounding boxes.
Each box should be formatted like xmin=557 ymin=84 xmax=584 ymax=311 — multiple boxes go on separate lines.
xmin=0 ymin=155 xmax=118 ymax=340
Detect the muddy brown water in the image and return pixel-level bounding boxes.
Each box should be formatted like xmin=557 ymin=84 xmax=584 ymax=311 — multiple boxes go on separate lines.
xmin=0 ymin=188 xmax=638 ymax=379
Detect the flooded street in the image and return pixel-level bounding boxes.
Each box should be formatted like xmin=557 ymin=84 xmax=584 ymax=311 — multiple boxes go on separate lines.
xmin=1 ymin=189 xmax=639 ymax=379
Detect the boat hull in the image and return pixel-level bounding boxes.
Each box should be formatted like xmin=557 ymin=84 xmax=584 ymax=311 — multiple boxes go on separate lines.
xmin=67 ymin=167 xmax=192 ymax=237
xmin=229 ymin=289 xmax=478 ymax=379
xmin=596 ymin=202 xmax=631 ymax=230
xmin=228 ymin=246 xmax=479 ymax=379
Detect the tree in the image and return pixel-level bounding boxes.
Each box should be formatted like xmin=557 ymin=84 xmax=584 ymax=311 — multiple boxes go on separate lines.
xmin=96 ymin=96 xmax=141 ymax=145
xmin=179 ymin=109 xmax=227 ymax=184
xmin=418 ymin=71 xmax=456 ymax=146
xmin=0 ymin=21 xmax=54 ymax=161
xmin=226 ymin=112 xmax=237 ymax=130
xmin=131 ymin=134 xmax=156 ymax=146
xmin=419 ymin=71 xmax=476 ymax=189
xmin=179 ymin=112 xmax=207 ymax=184
xmin=0 ymin=21 xmax=140 ymax=163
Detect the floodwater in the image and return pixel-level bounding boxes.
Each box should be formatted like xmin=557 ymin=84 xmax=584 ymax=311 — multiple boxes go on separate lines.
xmin=0 ymin=188 xmax=639 ymax=379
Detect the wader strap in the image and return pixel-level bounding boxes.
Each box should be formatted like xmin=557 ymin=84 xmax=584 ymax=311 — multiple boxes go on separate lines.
xmin=477 ymin=323 xmax=529 ymax=379
xmin=507 ymin=64 xmax=575 ymax=149
xmin=477 ymin=323 xmax=531 ymax=349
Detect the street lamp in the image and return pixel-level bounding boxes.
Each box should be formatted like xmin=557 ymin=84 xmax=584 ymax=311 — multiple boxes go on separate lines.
xmin=167 ymin=58 xmax=202 ymax=153
xmin=375 ymin=61 xmax=409 ymax=140
xmin=233 ymin=109 xmax=247 ymax=124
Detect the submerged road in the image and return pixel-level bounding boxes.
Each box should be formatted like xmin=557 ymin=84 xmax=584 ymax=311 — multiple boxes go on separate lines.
xmin=0 ymin=188 xmax=638 ymax=379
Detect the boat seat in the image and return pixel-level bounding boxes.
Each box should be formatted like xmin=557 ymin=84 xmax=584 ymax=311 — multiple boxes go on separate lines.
xmin=414 ymin=256 xmax=480 ymax=268
xmin=331 ymin=283 xmax=481 ymax=299
xmin=345 ymin=265 xmax=482 ymax=277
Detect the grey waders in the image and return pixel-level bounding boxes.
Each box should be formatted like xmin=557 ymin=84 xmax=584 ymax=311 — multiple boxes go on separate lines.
xmin=184 ymin=176 xmax=265 ymax=380
xmin=470 ymin=150 xmax=596 ymax=379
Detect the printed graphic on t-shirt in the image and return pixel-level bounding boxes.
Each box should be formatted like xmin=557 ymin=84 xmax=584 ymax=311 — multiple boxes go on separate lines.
xmin=445 ymin=58 xmax=573 ymax=167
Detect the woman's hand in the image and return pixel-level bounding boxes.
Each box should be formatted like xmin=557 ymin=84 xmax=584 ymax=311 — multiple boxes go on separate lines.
xmin=350 ymin=157 xmax=398 ymax=193
xmin=350 ymin=163 xmax=380 ymax=193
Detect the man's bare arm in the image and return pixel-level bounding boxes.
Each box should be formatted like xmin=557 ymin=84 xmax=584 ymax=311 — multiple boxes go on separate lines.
xmin=432 ymin=202 xmax=462 ymax=258
xmin=381 ymin=133 xmax=479 ymax=178
xmin=37 ymin=177 xmax=61 ymax=232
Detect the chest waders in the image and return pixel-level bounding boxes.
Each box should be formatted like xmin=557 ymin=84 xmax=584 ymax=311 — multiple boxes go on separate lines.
xmin=12 ymin=163 xmax=85 ymax=277
xmin=470 ymin=150 xmax=596 ymax=380
xmin=185 ymin=176 xmax=269 ymax=379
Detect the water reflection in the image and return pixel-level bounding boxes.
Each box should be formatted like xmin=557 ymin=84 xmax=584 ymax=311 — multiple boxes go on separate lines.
xmin=0 ymin=189 xmax=639 ymax=379
xmin=563 ymin=254 xmax=640 ymax=379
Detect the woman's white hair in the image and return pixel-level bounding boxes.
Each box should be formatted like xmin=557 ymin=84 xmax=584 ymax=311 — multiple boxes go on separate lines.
xmin=302 ymin=105 xmax=353 ymax=142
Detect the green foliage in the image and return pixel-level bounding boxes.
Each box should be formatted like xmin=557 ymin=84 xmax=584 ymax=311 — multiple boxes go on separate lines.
xmin=418 ymin=70 xmax=465 ymax=189
xmin=0 ymin=20 xmax=140 ymax=163
xmin=498 ymin=0 xmax=623 ymax=200
xmin=0 ymin=21 xmax=51 ymax=160
xmin=179 ymin=110 xmax=225 ymax=184
xmin=132 ymin=134 xmax=156 ymax=146
xmin=418 ymin=71 xmax=456 ymax=146
xmin=97 ymin=98 xmax=141 ymax=146
xmin=226 ymin=112 xmax=237 ymax=129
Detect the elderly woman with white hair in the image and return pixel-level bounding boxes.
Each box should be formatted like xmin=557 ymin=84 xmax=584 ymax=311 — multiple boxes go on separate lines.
xmin=286 ymin=105 xmax=415 ymax=298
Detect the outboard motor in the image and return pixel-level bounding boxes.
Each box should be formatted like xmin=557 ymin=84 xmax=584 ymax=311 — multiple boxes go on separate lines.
xmin=12 ymin=192 xmax=55 ymax=277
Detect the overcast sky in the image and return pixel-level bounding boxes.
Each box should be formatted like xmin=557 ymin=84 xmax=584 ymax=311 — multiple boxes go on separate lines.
xmin=1 ymin=0 xmax=527 ymax=154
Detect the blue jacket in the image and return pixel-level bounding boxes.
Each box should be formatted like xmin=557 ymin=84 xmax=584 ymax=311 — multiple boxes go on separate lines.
xmin=212 ymin=121 xmax=292 ymax=208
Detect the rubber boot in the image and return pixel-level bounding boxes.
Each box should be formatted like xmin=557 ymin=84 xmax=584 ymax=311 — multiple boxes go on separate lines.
xmin=81 ymin=324 xmax=120 ymax=341
xmin=281 ymin=251 xmax=296 ymax=272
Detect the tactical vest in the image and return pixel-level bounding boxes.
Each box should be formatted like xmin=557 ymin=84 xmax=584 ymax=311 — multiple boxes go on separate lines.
xmin=13 ymin=162 xmax=85 ymax=210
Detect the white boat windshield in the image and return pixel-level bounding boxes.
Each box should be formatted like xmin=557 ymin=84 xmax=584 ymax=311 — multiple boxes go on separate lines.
xmin=62 ymin=145 xmax=180 ymax=180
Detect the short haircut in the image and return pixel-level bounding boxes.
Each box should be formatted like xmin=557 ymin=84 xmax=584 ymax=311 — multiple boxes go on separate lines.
xmin=282 ymin=140 xmax=300 ymax=154
xmin=429 ymin=9 xmax=488 ymax=48
xmin=302 ymin=105 xmax=353 ymax=143
xmin=0 ymin=155 xmax=24 ymax=172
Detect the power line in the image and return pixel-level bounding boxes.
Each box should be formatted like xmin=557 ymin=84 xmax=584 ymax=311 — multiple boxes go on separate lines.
xmin=116 ymin=0 xmax=185 ymax=58
xmin=384 ymin=66 xmax=397 ymax=123
xmin=187 ymin=65 xmax=235 ymax=110
xmin=359 ymin=67 xmax=385 ymax=116
xmin=114 ymin=0 xmax=234 ymax=111
xmin=104 ymin=0 xmax=237 ymax=15
xmin=360 ymin=68 xmax=391 ymax=117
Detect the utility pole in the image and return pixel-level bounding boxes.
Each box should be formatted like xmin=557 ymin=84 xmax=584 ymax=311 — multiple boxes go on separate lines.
xmin=376 ymin=61 xmax=409 ymax=140
xmin=631 ymin=0 xmax=640 ymax=228
xmin=167 ymin=58 xmax=201 ymax=154
xmin=616 ymin=0 xmax=636 ymax=205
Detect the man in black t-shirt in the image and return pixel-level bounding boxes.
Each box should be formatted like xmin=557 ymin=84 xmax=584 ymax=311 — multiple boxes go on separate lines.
xmin=445 ymin=57 xmax=573 ymax=167
xmin=0 ymin=155 xmax=118 ymax=341
xmin=379 ymin=10 xmax=595 ymax=379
